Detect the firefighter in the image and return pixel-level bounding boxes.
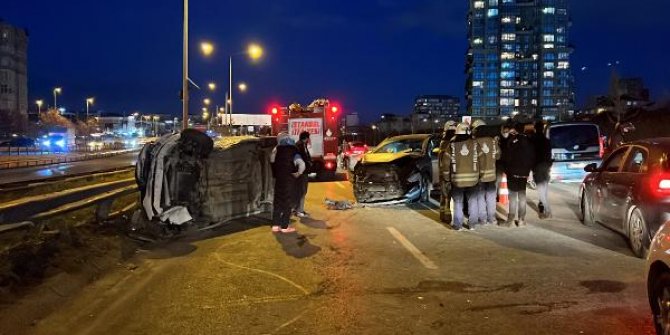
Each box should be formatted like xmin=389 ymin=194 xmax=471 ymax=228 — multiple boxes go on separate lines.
xmin=472 ymin=120 xmax=501 ymax=226
xmin=438 ymin=121 xmax=458 ymax=224
xmin=445 ymin=123 xmax=480 ymax=230
xmin=270 ymin=133 xmax=306 ymax=234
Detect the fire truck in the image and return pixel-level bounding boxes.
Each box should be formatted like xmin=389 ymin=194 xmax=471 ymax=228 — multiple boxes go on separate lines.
xmin=270 ymin=98 xmax=341 ymax=179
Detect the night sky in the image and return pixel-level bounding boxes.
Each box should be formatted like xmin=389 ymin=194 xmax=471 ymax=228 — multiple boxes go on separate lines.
xmin=5 ymin=0 xmax=670 ymax=123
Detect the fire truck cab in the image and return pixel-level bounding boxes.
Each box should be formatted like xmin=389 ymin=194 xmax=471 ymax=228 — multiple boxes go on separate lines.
xmin=271 ymin=98 xmax=341 ymax=179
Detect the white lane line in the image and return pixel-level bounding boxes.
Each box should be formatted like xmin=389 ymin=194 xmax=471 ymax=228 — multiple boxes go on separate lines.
xmin=386 ymin=227 xmax=438 ymax=270
xmin=418 ymin=202 xmax=440 ymax=214
xmin=335 ymin=182 xmax=346 ymax=189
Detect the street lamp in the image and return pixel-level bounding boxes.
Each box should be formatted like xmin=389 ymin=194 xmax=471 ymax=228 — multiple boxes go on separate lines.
xmin=203 ymin=98 xmax=211 ymax=106
xmin=86 ymin=97 xmax=95 ymax=121
xmin=228 ymin=43 xmax=264 ymax=125
xmin=182 ymin=0 xmax=189 ymax=130
xmin=36 ymin=100 xmax=43 ymax=114
xmin=201 ymin=42 xmax=214 ymax=57
xmin=238 ymin=82 xmax=248 ymax=92
xmin=53 ymin=87 xmax=62 ymax=110
xmin=208 ymin=82 xmax=216 ymax=91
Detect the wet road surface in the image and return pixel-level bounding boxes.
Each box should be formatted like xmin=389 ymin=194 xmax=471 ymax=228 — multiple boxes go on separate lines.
xmin=20 ymin=181 xmax=656 ymax=334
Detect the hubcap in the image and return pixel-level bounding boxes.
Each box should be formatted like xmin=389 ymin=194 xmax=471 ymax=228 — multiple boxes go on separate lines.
xmin=630 ymin=211 xmax=643 ymax=252
xmin=657 ymin=287 xmax=670 ymax=335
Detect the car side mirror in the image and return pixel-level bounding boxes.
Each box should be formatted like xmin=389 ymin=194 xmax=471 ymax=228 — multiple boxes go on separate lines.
xmin=584 ymin=163 xmax=598 ymax=173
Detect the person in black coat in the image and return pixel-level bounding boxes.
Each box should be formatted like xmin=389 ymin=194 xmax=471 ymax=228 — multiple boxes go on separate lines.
xmin=532 ymin=121 xmax=553 ymax=219
xmin=271 ymin=133 xmax=306 ymax=233
xmin=502 ymin=123 xmax=535 ymax=227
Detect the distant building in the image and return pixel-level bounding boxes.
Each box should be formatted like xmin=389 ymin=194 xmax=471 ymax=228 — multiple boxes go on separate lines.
xmin=377 ymin=113 xmax=411 ymax=135
xmin=0 ymin=20 xmax=29 ymax=135
xmin=344 ymin=113 xmax=360 ymax=127
xmin=413 ymin=95 xmax=461 ymax=118
xmin=619 ymin=77 xmax=651 ymax=106
xmin=466 ymin=0 xmax=575 ymax=121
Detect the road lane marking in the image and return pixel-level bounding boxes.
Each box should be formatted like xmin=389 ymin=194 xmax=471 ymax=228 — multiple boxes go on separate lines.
xmin=335 ymin=182 xmax=346 ymax=189
xmin=418 ymin=202 xmax=440 ymax=214
xmin=386 ymin=227 xmax=438 ymax=270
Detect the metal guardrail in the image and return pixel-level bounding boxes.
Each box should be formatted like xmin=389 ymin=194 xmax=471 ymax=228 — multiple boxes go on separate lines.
xmin=0 ymin=166 xmax=135 ymax=191
xmin=0 ymin=178 xmax=138 ymax=227
xmin=0 ymin=149 xmax=139 ymax=170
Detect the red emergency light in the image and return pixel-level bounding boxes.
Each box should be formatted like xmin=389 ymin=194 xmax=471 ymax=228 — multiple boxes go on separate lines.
xmin=331 ymin=106 xmax=339 ymax=113
xmin=271 ymin=107 xmax=279 ymax=115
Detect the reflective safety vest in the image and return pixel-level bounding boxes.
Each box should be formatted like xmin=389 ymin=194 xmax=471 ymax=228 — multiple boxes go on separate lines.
xmin=450 ymin=139 xmax=479 ymax=188
xmin=476 ymin=136 xmax=501 ymax=183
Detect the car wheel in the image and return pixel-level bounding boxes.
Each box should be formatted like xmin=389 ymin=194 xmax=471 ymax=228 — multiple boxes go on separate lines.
xmin=628 ymin=207 xmax=649 ymax=258
xmin=651 ymin=272 xmax=670 ymax=335
xmin=581 ymin=193 xmax=595 ymax=226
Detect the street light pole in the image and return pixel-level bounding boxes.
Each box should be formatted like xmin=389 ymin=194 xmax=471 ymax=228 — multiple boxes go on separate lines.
xmin=182 ymin=0 xmax=189 ymax=130
xmin=36 ymin=100 xmax=43 ymax=115
xmin=229 ymin=56 xmax=233 ymax=126
xmin=53 ymin=88 xmax=62 ymax=111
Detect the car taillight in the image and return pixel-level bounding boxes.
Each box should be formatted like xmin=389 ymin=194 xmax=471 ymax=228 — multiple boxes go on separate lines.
xmin=599 ymin=136 xmax=605 ymax=158
xmin=325 ymin=161 xmax=335 ymax=170
xmin=650 ymin=173 xmax=670 ymax=196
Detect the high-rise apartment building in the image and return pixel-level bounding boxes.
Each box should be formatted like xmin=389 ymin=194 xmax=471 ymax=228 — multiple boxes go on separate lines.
xmin=466 ymin=0 xmax=574 ymax=120
xmin=0 ymin=20 xmax=29 ymax=134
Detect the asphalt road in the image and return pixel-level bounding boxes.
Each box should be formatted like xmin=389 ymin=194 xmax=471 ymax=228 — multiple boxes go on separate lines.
xmin=21 ymin=181 xmax=656 ymax=334
xmin=0 ymin=151 xmax=138 ymax=185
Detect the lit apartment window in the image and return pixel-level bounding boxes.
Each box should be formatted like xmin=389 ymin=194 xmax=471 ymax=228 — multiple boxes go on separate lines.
xmin=474 ymin=1 xmax=485 ymax=9
xmin=558 ymin=61 xmax=570 ymax=69
xmin=502 ymin=0 xmax=514 ymax=3
xmin=558 ymin=52 xmax=569 ymax=60
xmin=516 ymin=17 xmax=522 ymax=24
xmin=502 ymin=33 xmax=516 ymax=41
xmin=543 ymin=71 xmax=554 ymax=78
xmin=501 ymin=62 xmax=514 ymax=69
xmin=501 ymin=80 xmax=514 ymax=87
xmin=532 ymin=54 xmax=539 ymax=60
xmin=543 ymin=34 xmax=555 ymax=42
xmin=500 ymin=98 xmax=514 ymax=106
xmin=489 ymin=0 xmax=498 ymax=6
xmin=542 ymin=7 xmax=555 ymax=14
xmin=488 ymin=36 xmax=497 ymax=44
xmin=501 ymin=71 xmax=515 ymax=79
xmin=500 ymin=89 xmax=515 ymax=97
xmin=557 ymin=27 xmax=565 ymax=33
xmin=473 ymin=81 xmax=484 ymax=87
xmin=514 ymin=99 xmax=520 ymax=107
xmin=501 ymin=52 xmax=515 ymax=60
xmin=473 ymin=38 xmax=483 ymax=44
xmin=543 ymin=44 xmax=555 ymax=49
xmin=487 ymin=9 xmax=499 ymax=17
xmin=502 ymin=17 xmax=513 ymax=23
xmin=544 ymin=62 xmax=555 ymax=69
xmin=531 ymin=99 xmax=538 ymax=106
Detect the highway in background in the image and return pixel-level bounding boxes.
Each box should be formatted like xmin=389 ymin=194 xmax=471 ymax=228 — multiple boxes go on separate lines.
xmin=0 ymin=151 xmax=138 ymax=185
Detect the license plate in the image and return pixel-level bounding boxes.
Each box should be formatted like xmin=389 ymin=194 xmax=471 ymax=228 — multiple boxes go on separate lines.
xmin=568 ymin=163 xmax=587 ymax=169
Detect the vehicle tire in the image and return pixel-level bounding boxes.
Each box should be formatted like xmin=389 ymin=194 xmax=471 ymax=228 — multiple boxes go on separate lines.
xmin=581 ymin=193 xmax=595 ymax=226
xmin=628 ymin=207 xmax=649 ymax=259
xmin=650 ymin=271 xmax=670 ymax=335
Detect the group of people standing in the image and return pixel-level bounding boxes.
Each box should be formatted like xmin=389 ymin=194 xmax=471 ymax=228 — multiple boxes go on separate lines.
xmin=269 ymin=131 xmax=312 ymax=234
xmin=438 ymin=120 xmax=553 ymax=230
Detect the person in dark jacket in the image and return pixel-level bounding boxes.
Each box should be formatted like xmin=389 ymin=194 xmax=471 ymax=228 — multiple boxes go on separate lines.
xmin=294 ymin=131 xmax=312 ymax=217
xmin=503 ymin=123 xmax=535 ymax=227
xmin=532 ymin=121 xmax=553 ymax=219
xmin=271 ymin=133 xmax=306 ymax=233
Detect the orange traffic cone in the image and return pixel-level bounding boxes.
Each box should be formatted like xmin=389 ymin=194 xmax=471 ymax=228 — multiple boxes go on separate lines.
xmin=499 ymin=174 xmax=509 ymax=205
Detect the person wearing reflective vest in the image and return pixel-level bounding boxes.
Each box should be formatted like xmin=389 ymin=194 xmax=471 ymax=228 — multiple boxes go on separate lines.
xmin=438 ymin=121 xmax=457 ymax=224
xmin=472 ymin=120 xmax=501 ymax=226
xmin=447 ymin=123 xmax=481 ymax=230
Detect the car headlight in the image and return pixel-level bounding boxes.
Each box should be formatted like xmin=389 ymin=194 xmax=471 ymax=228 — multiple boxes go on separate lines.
xmin=42 ymin=140 xmax=51 ymax=146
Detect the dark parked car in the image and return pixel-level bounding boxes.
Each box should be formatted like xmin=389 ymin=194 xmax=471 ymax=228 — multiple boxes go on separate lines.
xmin=580 ymin=138 xmax=670 ymax=258
xmin=352 ymin=134 xmax=439 ymax=203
